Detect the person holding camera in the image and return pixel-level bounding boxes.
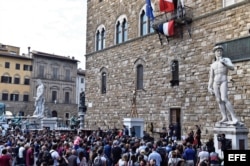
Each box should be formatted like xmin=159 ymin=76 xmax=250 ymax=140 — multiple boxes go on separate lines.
xmin=217 ymin=133 xmax=231 ymax=158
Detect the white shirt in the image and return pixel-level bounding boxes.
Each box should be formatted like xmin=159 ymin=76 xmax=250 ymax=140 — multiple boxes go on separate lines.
xmin=18 ymin=146 xmax=25 ymax=158
xmin=50 ymin=150 xmax=60 ymax=166
xmin=198 ymin=151 xmax=209 ymax=161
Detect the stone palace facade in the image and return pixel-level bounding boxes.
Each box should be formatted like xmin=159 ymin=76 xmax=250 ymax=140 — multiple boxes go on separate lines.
xmin=85 ymin=0 xmax=250 ymax=144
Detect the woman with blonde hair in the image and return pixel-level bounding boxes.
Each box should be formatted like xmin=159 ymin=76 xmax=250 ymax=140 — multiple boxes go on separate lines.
xmin=118 ymin=153 xmax=128 ymax=166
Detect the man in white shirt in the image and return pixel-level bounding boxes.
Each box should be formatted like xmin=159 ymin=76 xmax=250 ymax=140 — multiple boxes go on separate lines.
xmin=18 ymin=143 xmax=25 ymax=165
xmin=50 ymin=144 xmax=60 ymax=166
xmin=197 ymin=145 xmax=209 ymax=166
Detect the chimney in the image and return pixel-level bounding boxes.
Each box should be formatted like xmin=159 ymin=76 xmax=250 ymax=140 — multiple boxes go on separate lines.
xmin=28 ymin=47 xmax=31 ymax=55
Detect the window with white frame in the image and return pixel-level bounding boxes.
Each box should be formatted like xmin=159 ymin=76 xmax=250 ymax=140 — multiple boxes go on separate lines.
xmin=223 ymin=0 xmax=244 ymax=7
xmin=140 ymin=5 xmax=154 ymax=36
xmin=116 ymin=15 xmax=128 ymax=44
xmin=96 ymin=25 xmax=106 ymax=51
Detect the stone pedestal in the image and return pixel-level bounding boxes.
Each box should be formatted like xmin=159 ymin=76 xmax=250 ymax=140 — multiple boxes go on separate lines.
xmin=24 ymin=116 xmax=42 ymax=130
xmin=41 ymin=117 xmax=59 ymax=130
xmin=123 ymin=118 xmax=144 ymax=138
xmin=213 ymin=123 xmax=249 ymax=158
xmin=78 ymin=112 xmax=85 ymax=130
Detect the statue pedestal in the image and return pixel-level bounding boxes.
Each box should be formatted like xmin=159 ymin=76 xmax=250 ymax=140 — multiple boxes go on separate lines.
xmin=24 ymin=116 xmax=42 ymax=129
xmin=213 ymin=123 xmax=249 ymax=158
xmin=41 ymin=117 xmax=60 ymax=130
xmin=123 ymin=118 xmax=144 ymax=138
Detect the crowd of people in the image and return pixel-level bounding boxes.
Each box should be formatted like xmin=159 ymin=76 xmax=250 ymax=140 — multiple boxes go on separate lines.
xmin=0 ymin=124 xmax=227 ymax=166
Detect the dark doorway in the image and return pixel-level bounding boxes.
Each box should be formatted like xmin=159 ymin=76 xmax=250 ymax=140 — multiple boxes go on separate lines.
xmin=170 ymin=108 xmax=181 ymax=140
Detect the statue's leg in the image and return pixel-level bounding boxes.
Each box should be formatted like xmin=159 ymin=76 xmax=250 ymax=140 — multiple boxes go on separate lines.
xmin=221 ymin=82 xmax=238 ymax=123
xmin=218 ymin=103 xmax=228 ymax=123
xmin=213 ymin=83 xmax=228 ymax=122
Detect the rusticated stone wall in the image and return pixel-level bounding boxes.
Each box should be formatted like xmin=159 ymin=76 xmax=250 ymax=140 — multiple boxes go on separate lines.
xmin=85 ymin=0 xmax=250 ymax=145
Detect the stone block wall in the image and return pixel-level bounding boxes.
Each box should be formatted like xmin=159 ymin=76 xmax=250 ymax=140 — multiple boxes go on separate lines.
xmin=85 ymin=0 xmax=250 ymax=145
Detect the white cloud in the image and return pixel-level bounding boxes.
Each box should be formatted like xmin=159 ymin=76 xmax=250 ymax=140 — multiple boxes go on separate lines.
xmin=0 ymin=0 xmax=87 ymax=69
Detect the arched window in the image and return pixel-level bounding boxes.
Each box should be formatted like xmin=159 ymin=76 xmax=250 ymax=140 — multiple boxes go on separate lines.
xmin=116 ymin=16 xmax=128 ymax=44
xmin=140 ymin=9 xmax=154 ymax=36
xmin=96 ymin=25 xmax=106 ymax=51
xmin=116 ymin=22 xmax=122 ymax=44
xmin=101 ymin=28 xmax=106 ymax=49
xmin=96 ymin=30 xmax=101 ymax=51
xmin=122 ymin=19 xmax=128 ymax=42
xmin=101 ymin=72 xmax=107 ymax=94
xmin=141 ymin=10 xmax=147 ymax=36
xmin=136 ymin=65 xmax=144 ymax=90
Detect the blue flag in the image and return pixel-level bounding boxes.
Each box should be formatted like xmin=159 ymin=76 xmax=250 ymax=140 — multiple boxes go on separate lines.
xmin=146 ymin=0 xmax=154 ymax=21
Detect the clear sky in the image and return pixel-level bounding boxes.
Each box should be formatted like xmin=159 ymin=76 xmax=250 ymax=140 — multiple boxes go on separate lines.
xmin=0 ymin=0 xmax=87 ymax=69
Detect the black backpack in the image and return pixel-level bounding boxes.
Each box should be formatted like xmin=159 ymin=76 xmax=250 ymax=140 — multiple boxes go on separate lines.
xmin=36 ymin=151 xmax=53 ymax=166
xmin=43 ymin=151 xmax=54 ymax=165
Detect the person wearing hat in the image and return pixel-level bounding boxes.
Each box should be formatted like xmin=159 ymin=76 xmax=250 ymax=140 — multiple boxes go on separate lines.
xmin=208 ymin=45 xmax=239 ymax=124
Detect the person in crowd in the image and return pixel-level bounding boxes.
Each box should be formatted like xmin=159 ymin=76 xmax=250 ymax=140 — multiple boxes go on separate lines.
xmin=196 ymin=145 xmax=209 ymax=166
xmin=17 ymin=142 xmax=25 ymax=166
xmin=139 ymin=159 xmax=147 ymax=166
xmin=147 ymin=147 xmax=162 ymax=166
xmin=111 ymin=140 xmax=122 ymax=165
xmin=123 ymin=125 xmax=129 ymax=136
xmin=209 ymin=147 xmax=220 ymax=166
xmin=194 ymin=125 xmax=202 ymax=148
xmin=182 ymin=143 xmax=196 ymax=166
xmin=50 ymin=144 xmax=61 ymax=166
xmin=36 ymin=145 xmax=50 ymax=166
xmin=168 ymin=150 xmax=184 ymax=166
xmin=79 ymin=150 xmax=88 ymax=166
xmin=206 ymin=136 xmax=215 ymax=154
xmin=93 ymin=147 xmax=107 ymax=166
xmin=67 ymin=149 xmax=79 ymax=166
xmin=0 ymin=149 xmax=12 ymax=166
xmin=26 ymin=144 xmax=34 ymax=166
xmin=118 ymin=153 xmax=128 ymax=166
xmin=148 ymin=159 xmax=156 ymax=166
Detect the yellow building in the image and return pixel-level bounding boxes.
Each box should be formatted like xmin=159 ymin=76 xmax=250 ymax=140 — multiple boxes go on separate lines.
xmin=0 ymin=43 xmax=32 ymax=115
